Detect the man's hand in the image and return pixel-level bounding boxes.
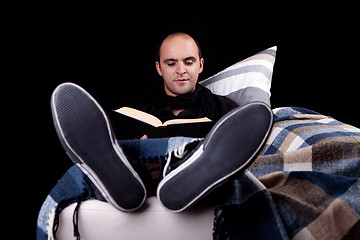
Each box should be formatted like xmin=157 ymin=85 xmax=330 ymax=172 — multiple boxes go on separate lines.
xmin=140 ymin=135 xmax=148 ymax=140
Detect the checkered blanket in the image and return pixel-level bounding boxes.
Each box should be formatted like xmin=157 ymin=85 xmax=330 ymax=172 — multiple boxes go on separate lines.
xmin=214 ymin=107 xmax=360 ymax=239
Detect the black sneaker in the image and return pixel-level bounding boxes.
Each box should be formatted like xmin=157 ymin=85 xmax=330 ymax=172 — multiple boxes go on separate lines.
xmin=157 ymin=102 xmax=273 ymax=212
xmin=51 ymin=83 xmax=146 ymax=211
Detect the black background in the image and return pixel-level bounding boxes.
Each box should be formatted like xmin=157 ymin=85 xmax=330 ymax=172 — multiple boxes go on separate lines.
xmin=10 ymin=3 xmax=358 ymax=238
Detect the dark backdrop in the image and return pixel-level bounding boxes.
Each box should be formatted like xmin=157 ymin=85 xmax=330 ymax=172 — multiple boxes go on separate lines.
xmin=16 ymin=3 xmax=358 ymax=237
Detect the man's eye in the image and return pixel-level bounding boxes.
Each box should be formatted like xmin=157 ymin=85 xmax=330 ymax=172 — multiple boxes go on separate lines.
xmin=185 ymin=61 xmax=193 ymax=65
xmin=168 ymin=63 xmax=175 ymax=67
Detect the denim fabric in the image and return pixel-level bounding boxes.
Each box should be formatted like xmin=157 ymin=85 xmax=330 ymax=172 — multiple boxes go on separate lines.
xmin=37 ymin=166 xmax=93 ymax=240
xmin=119 ymin=136 xmax=199 ymax=160
xmin=119 ymin=137 xmax=200 ymax=195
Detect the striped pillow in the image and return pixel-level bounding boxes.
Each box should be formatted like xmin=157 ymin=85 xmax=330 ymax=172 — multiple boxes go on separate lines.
xmin=199 ymin=46 xmax=277 ymax=107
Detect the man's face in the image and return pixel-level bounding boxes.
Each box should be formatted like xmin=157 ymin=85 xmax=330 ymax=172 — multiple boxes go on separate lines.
xmin=156 ymin=36 xmax=204 ymax=97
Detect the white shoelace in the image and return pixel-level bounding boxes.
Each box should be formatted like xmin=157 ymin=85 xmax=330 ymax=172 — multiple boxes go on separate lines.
xmin=163 ymin=139 xmax=201 ymax=178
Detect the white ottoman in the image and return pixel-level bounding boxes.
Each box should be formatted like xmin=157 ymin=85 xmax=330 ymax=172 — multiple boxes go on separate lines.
xmin=56 ymin=196 xmax=216 ymax=240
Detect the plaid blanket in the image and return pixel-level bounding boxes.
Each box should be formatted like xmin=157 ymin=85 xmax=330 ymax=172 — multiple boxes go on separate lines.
xmin=214 ymin=107 xmax=360 ymax=239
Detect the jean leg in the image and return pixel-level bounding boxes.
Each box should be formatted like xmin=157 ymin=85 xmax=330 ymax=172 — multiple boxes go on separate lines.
xmin=118 ymin=137 xmax=200 ymax=195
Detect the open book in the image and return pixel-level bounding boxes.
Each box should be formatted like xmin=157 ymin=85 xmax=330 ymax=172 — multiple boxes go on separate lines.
xmin=111 ymin=107 xmax=214 ymax=139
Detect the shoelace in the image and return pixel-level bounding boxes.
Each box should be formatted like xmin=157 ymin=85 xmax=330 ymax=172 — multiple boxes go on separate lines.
xmin=163 ymin=139 xmax=201 ymax=178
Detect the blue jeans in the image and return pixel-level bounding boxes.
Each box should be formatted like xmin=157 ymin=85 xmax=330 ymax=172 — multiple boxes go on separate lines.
xmin=118 ymin=137 xmax=201 ymax=195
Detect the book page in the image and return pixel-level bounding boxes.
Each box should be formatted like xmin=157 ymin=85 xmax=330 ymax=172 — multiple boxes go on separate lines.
xmin=163 ymin=117 xmax=212 ymax=126
xmin=114 ymin=107 xmax=162 ymax=127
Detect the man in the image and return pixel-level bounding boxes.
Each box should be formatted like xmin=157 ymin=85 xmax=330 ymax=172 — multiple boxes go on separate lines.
xmin=124 ymin=32 xmax=238 ymax=126
xmin=51 ymin=32 xmax=273 ymax=213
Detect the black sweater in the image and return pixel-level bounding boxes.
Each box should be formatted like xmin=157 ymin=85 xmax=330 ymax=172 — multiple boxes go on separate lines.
xmin=124 ymin=84 xmax=238 ymax=123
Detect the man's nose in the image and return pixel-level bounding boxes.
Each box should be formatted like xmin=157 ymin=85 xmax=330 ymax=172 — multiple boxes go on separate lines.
xmin=176 ymin=62 xmax=187 ymax=75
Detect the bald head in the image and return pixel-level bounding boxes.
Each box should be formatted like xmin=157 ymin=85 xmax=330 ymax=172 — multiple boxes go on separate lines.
xmin=155 ymin=32 xmax=204 ymax=97
xmin=157 ymin=32 xmax=202 ymax=62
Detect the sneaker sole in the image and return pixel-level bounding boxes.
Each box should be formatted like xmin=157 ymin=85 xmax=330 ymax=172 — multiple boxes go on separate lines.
xmin=157 ymin=102 xmax=273 ymax=212
xmin=51 ymin=83 xmax=146 ymax=211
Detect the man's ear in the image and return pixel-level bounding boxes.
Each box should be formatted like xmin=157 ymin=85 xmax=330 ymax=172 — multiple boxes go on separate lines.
xmin=199 ymin=58 xmax=204 ymax=74
xmin=155 ymin=61 xmax=163 ymax=76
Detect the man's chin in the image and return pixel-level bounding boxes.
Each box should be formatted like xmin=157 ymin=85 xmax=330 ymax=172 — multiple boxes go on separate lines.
xmin=165 ymin=82 xmax=196 ymax=96
xmin=171 ymin=88 xmax=193 ymax=97
xmin=172 ymin=86 xmax=195 ymax=96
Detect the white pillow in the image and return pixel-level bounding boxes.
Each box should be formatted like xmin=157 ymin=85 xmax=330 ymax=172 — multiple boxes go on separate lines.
xmin=200 ymin=46 xmax=277 ymax=107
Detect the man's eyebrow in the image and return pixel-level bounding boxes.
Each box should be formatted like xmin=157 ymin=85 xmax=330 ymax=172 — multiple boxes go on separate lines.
xmin=163 ymin=56 xmax=197 ymax=64
xmin=184 ymin=56 xmax=197 ymax=61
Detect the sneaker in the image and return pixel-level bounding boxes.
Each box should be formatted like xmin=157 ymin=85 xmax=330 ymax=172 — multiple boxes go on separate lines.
xmin=157 ymin=102 xmax=273 ymax=212
xmin=51 ymin=82 xmax=146 ymax=211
